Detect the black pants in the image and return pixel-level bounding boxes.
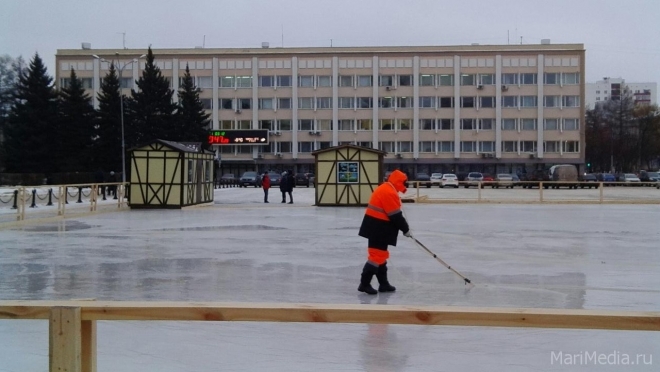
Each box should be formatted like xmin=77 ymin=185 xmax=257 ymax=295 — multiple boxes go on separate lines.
xmin=263 ymin=189 xmax=268 ymax=202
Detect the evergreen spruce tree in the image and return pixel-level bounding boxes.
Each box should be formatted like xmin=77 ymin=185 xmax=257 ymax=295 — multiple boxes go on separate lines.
xmin=125 ymin=47 xmax=177 ymax=147
xmin=178 ymin=64 xmax=210 ymax=145
xmin=94 ymin=63 xmax=123 ymax=173
xmin=58 ymin=68 xmax=95 ymax=172
xmin=4 ymin=53 xmax=58 ymax=173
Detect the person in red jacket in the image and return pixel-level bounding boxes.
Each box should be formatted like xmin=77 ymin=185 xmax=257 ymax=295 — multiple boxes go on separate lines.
xmin=261 ymin=171 xmax=271 ymax=203
xmin=357 ymin=169 xmax=412 ymax=295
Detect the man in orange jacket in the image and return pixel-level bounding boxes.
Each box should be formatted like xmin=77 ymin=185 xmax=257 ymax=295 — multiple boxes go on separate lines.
xmin=357 ymin=169 xmax=412 ymax=294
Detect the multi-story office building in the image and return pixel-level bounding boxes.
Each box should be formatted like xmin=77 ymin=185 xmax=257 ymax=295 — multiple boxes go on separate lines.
xmin=56 ymin=43 xmax=585 ymax=177
xmin=586 ymin=77 xmax=657 ymax=108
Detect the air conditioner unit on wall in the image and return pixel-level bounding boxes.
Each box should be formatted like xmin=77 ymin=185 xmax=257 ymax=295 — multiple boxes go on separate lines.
xmin=529 ymin=154 xmax=536 ymax=159
xmin=386 ymin=86 xmax=394 ymax=91
xmin=257 ymin=154 xmax=263 ymax=159
xmin=235 ymin=109 xmax=242 ymax=114
xmin=396 ymin=153 xmax=403 ymax=158
xmin=501 ymin=85 xmax=508 ymax=91
xmin=276 ymin=153 xmax=282 ymax=157
xmin=477 ymin=85 xmax=484 ymax=90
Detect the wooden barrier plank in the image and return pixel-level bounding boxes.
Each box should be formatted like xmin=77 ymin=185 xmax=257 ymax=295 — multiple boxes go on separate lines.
xmin=81 ymin=320 xmax=97 ymax=372
xmin=2 ymin=301 xmax=659 ymax=331
xmin=49 ymin=307 xmax=81 ymax=372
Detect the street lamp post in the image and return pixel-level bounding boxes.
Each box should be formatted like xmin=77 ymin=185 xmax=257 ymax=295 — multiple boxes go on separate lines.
xmin=93 ymin=53 xmax=145 ymax=184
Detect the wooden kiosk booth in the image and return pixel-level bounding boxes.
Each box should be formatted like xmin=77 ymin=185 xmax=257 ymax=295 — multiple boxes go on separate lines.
xmin=128 ymin=140 xmax=215 ymax=209
xmin=312 ymin=145 xmax=385 ymax=206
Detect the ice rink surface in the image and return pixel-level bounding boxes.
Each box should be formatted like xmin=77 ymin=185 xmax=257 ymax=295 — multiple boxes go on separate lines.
xmin=1 ymin=187 xmax=659 ymax=371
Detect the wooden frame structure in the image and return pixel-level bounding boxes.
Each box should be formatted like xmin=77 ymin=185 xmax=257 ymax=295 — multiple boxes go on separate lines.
xmin=128 ymin=140 xmax=215 ymax=209
xmin=0 ymin=300 xmax=658 ymax=372
xmin=312 ymin=145 xmax=385 ymax=206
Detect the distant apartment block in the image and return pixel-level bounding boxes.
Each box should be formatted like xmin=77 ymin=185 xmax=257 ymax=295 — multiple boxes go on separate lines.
xmin=56 ymin=43 xmax=586 ymax=176
xmin=586 ymin=77 xmax=657 ymax=108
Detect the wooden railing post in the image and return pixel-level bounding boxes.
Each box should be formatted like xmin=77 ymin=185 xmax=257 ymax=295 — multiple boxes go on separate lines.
xmin=50 ymin=306 xmax=82 ymax=372
xmin=82 ymin=320 xmax=97 ymax=372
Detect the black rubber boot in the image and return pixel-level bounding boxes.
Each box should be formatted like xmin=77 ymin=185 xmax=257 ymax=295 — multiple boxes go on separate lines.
xmin=376 ymin=263 xmax=396 ymax=292
xmin=358 ymin=263 xmax=378 ymax=295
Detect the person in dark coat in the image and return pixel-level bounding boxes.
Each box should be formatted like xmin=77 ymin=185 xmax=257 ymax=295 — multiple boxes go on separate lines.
xmin=279 ymin=171 xmax=289 ymax=203
xmin=285 ymin=169 xmax=294 ymax=204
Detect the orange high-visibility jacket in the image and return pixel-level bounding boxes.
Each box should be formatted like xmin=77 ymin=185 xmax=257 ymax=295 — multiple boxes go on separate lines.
xmin=358 ymin=170 xmax=410 ymax=246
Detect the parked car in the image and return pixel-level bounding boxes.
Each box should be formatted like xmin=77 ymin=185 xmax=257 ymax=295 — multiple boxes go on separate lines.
xmin=413 ymin=173 xmax=432 ymax=188
xmin=220 ymin=174 xmax=236 ymax=181
xmin=295 ymin=172 xmax=315 ymax=187
xmin=464 ymin=172 xmax=483 ymax=188
xmin=596 ymin=173 xmax=616 ymax=186
xmin=578 ymin=173 xmax=598 ymax=188
xmin=383 ymin=171 xmax=393 ymax=182
xmin=239 ymin=171 xmax=261 ymax=187
xmin=511 ymin=174 xmax=521 ymax=188
xmin=482 ymin=174 xmax=495 ymax=187
xmin=639 ymin=171 xmax=660 ymax=186
xmin=550 ymin=164 xmax=578 ymax=189
xmin=494 ymin=174 xmax=514 ymax=188
xmin=268 ymin=172 xmax=282 ymax=187
xmin=430 ymin=173 xmax=443 ymax=187
xmin=439 ymin=173 xmax=459 ymax=188
xmin=522 ymin=169 xmax=550 ymax=189
xmin=621 ymin=173 xmax=641 ymax=186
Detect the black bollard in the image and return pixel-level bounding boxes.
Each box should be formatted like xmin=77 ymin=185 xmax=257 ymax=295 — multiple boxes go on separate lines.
xmin=30 ymin=189 xmax=37 ymax=208
xmin=64 ymin=186 xmax=69 ymax=204
xmin=11 ymin=190 xmax=18 ymax=209
xmin=77 ymin=187 xmax=83 ymax=203
xmin=47 ymin=188 xmax=53 ymax=206
xmin=101 ymin=185 xmax=106 ymax=201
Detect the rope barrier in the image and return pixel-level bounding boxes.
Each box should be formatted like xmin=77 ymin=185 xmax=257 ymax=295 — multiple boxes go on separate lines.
xmin=67 ymin=189 xmax=78 ymax=197
xmin=0 ymin=194 xmax=13 ymax=204
xmin=81 ymin=189 xmax=91 ymax=197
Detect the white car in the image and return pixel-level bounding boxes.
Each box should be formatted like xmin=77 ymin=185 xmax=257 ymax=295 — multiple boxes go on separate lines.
xmin=440 ymin=173 xmax=459 ymax=188
xmin=622 ymin=173 xmax=641 ymax=186
xmin=430 ymin=173 xmax=443 ymax=186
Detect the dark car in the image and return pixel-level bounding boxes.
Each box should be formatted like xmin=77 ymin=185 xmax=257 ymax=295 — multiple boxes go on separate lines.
xmin=521 ymin=169 xmax=550 ymax=189
xmin=413 ymin=173 xmax=432 ymax=188
xmin=639 ymin=171 xmax=660 ymax=186
xmin=596 ymin=173 xmax=616 ymax=186
xmin=295 ymin=172 xmax=315 ymax=187
xmin=578 ymin=173 xmax=598 ymax=188
xmin=268 ymin=173 xmax=282 ymax=187
xmin=239 ymin=171 xmax=261 ymax=187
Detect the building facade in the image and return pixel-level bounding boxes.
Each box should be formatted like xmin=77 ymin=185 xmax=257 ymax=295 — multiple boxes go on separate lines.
xmin=586 ymin=77 xmax=657 ymax=108
xmin=56 ymin=43 xmax=586 ymax=177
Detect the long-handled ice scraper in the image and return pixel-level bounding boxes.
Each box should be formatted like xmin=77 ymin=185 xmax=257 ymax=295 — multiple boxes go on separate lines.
xmin=408 ymin=236 xmax=472 ymax=285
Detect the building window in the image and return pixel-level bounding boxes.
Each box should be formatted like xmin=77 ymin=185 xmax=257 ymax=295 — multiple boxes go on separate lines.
xmin=219 ymin=120 xmax=233 ymax=129
xmin=439 ymin=141 xmax=453 ymax=152
xmin=544 ymin=141 xmax=559 ymax=152
xmin=379 ymin=75 xmax=394 ymax=87
xmin=396 ymin=97 xmax=412 ymax=108
xmin=316 ymin=97 xmax=332 ymax=109
xmin=379 ymin=97 xmax=393 ymax=108
xmin=502 ymin=96 xmax=518 ymax=108
xmin=439 ymin=119 xmax=453 ymax=130
xmin=299 ymin=75 xmax=314 ymax=87
xmin=200 ymin=99 xmax=212 ymax=110
xmin=280 ymin=142 xmax=292 ymax=153
xmin=479 ymin=119 xmax=494 ymax=130
xmin=277 ymin=75 xmax=292 ymax=87
xmin=520 ymin=96 xmax=538 ymax=107
xmin=461 ymin=141 xmax=476 ymax=152
xmin=460 ymin=74 xmax=475 ymax=86
xmin=544 ymin=96 xmax=560 ymax=107
xmin=562 ymin=73 xmax=580 ymax=85
xmin=563 ymin=118 xmax=579 ymax=131
xmin=380 ymin=119 xmax=394 ymax=130
xmin=419 ymin=96 xmax=435 ymax=108
xmin=420 ymin=141 xmax=435 ymax=153
xmin=220 ymin=76 xmax=234 ymax=88
xmin=501 ymin=73 xmax=518 ymax=85
xmin=520 ymin=73 xmax=537 ymax=85
xmin=544 ymin=118 xmax=558 ymax=131
xmin=563 ymin=141 xmax=579 ymax=153
xmin=502 ymin=118 xmax=517 ymax=130
xmin=197 ymin=76 xmax=212 ymax=89
xmin=461 ymin=119 xmax=475 ymax=130
xmin=258 ymin=98 xmax=274 ymax=110
xmin=238 ymin=98 xmax=251 ymax=110
xmin=358 ymin=75 xmax=373 ymax=87
xmin=544 ymin=73 xmax=560 ymax=85
xmin=278 ymin=120 xmax=292 ymax=131
xmin=379 ymin=141 xmax=395 ymax=152
xmin=438 ymin=74 xmax=453 ymax=86
xmin=339 ymin=97 xmax=354 ymax=109
xmin=480 ymin=96 xmax=495 ymax=108
xmin=562 ymin=96 xmax=580 ymax=107
xmin=398 ymin=75 xmax=413 ymax=86
xmin=259 ymin=120 xmax=273 ymax=130
xmin=298 ymin=97 xmax=313 ymax=109
xmin=420 ymin=119 xmax=435 ymax=130
xmin=521 ymin=119 xmax=537 ymax=130
xmin=298 ymin=142 xmax=314 ymax=153
xmin=479 ymin=74 xmax=495 ymax=85
xmin=358 ymin=97 xmax=373 ymax=109
xmin=398 ymin=119 xmax=411 ymax=131
xmin=259 ymin=75 xmax=274 ymax=87
xmin=339 ymin=75 xmax=354 ymax=87
xmin=338 ymin=120 xmax=353 ymax=131
xmin=398 ymin=141 xmax=413 ymax=153
xmin=278 ymin=98 xmax=291 ymax=109
xmin=502 ymin=141 xmax=518 ymax=152
xmin=237 ymin=120 xmax=251 ymax=130
xmin=317 ymin=75 xmax=332 ymax=87
xmin=420 ymin=74 xmax=434 ymax=86
xmin=236 ymin=76 xmax=252 ymax=88
xmin=461 ymin=96 xmax=475 ymax=108
xmin=439 ymin=96 xmax=454 ymax=108
xmin=220 ymin=98 xmax=233 ymax=110
xmin=119 ymin=77 xmax=133 ymax=89
xmin=318 ymin=120 xmax=332 ymax=131
xmin=357 ymin=119 xmax=372 ymax=131
xmin=299 ymin=119 xmax=314 ymax=131
xmin=479 ymin=141 xmax=495 ymax=152
xmin=521 ymin=141 xmax=536 ymax=152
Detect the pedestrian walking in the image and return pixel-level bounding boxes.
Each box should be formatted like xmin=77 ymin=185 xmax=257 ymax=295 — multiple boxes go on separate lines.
xmin=279 ymin=171 xmax=288 ymax=203
xmin=262 ymin=171 xmax=271 ymax=203
xmin=357 ymin=169 xmax=412 ymax=295
xmin=285 ymin=169 xmax=294 ymax=204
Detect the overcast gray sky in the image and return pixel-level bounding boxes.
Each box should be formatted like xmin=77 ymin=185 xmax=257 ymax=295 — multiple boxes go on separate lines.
xmin=1 ymin=0 xmax=659 ymax=84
